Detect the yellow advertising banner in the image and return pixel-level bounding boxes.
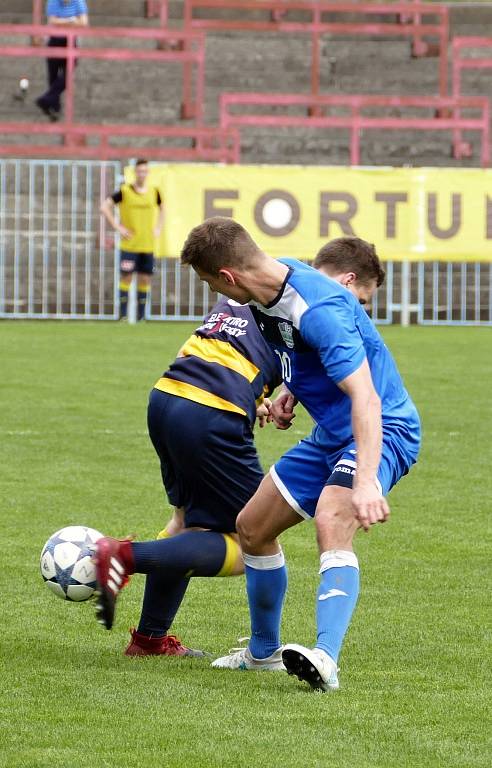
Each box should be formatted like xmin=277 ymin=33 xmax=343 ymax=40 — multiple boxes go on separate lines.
xmin=131 ymin=164 xmax=492 ymax=261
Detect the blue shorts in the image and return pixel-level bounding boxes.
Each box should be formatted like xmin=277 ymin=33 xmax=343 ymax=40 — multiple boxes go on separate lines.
xmin=147 ymin=389 xmax=263 ymax=533
xmin=120 ymin=250 xmax=154 ymax=275
xmin=271 ymin=424 xmax=419 ymax=520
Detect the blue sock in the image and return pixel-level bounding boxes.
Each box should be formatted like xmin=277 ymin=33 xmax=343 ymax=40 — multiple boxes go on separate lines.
xmin=316 ymin=550 xmax=360 ymax=663
xmin=243 ymin=551 xmax=287 ymax=659
xmin=132 ymin=531 xmax=227 ymax=576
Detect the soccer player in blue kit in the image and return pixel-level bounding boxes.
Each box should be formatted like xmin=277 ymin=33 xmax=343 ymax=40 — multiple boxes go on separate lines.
xmin=92 ymin=236 xmax=385 ymax=658
xmin=180 ymin=217 xmax=421 ymax=691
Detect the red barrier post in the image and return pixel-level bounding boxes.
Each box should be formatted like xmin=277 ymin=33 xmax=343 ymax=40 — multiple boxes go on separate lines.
xmin=32 ymin=0 xmax=42 ymax=24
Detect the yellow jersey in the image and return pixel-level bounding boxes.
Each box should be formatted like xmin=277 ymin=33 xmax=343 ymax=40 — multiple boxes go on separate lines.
xmin=112 ymin=183 xmax=162 ymax=253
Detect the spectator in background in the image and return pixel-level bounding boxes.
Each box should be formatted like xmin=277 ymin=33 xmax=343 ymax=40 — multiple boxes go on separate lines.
xmin=36 ymin=0 xmax=88 ymax=121
xmin=100 ymin=159 xmax=165 ymax=322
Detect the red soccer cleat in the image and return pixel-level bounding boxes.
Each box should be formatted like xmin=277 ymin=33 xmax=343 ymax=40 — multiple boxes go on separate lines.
xmin=124 ymin=628 xmax=209 ymax=657
xmin=93 ymin=537 xmax=134 ymax=630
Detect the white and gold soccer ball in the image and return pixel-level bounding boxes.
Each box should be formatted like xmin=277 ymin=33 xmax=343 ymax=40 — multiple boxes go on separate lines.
xmin=40 ymin=526 xmax=104 ymax=602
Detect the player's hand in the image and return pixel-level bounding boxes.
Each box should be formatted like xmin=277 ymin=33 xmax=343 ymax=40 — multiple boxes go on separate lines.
xmin=256 ymin=399 xmax=273 ymax=428
xmin=270 ymin=391 xmax=297 ymax=430
xmin=119 ymin=225 xmax=133 ymax=240
xmin=352 ymin=481 xmax=390 ymax=531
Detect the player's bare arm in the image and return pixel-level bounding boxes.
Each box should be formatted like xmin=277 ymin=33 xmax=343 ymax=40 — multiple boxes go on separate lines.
xmin=100 ymin=197 xmax=132 ymax=240
xmin=337 ymin=359 xmax=390 ymax=531
xmin=48 ymin=14 xmax=88 ymax=26
xmin=154 ymin=201 xmax=165 ymax=239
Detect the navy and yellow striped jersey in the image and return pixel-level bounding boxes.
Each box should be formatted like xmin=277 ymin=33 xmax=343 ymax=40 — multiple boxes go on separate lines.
xmin=154 ymin=298 xmax=281 ymax=426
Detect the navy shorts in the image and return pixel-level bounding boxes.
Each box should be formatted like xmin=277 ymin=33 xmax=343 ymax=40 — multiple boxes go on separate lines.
xmin=120 ymin=250 xmax=154 ymax=275
xmin=147 ymin=389 xmax=263 ymax=533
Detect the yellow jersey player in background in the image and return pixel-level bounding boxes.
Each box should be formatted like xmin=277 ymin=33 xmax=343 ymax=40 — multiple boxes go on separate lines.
xmin=100 ymin=158 xmax=165 ymax=321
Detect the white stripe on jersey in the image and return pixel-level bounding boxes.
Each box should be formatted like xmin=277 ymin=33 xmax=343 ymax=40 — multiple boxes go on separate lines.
xmin=251 ymin=283 xmax=308 ymax=329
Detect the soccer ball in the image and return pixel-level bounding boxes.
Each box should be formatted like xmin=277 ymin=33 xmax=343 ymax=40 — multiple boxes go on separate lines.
xmin=40 ymin=525 xmax=104 ymax=602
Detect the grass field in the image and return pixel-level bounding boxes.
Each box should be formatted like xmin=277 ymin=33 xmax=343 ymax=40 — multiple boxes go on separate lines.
xmin=0 ymin=321 xmax=490 ymax=768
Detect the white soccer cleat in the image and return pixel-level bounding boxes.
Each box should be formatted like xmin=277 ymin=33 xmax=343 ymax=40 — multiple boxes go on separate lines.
xmin=212 ymin=645 xmax=285 ymax=671
xmin=282 ymin=644 xmax=339 ymax=691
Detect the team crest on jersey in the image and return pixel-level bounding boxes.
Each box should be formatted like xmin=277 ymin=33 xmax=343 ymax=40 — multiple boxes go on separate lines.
xmin=278 ymin=321 xmax=294 ymax=348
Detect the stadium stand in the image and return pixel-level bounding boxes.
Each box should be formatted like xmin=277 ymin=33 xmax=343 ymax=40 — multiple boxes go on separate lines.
xmin=220 ymin=92 xmax=490 ymax=167
xmin=0 ymin=1 xmax=491 ymax=167
xmin=183 ymin=1 xmax=449 ymax=97
xmin=451 ymin=36 xmax=492 ymax=160
xmin=0 ymin=23 xmax=239 ymax=158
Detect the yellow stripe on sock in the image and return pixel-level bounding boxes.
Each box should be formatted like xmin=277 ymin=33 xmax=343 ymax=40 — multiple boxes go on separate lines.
xmin=119 ymin=282 xmax=130 ymax=292
xmin=156 ymin=528 xmax=171 ymax=540
xmin=217 ymin=534 xmax=241 ymax=577
xmin=137 ymin=283 xmax=151 ymax=293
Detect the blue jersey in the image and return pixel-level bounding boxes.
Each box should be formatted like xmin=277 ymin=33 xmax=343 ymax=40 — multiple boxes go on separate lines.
xmin=155 ymin=298 xmax=281 ymax=427
xmin=250 ymin=259 xmax=420 ymax=460
xmin=46 ymin=0 xmax=87 ymax=17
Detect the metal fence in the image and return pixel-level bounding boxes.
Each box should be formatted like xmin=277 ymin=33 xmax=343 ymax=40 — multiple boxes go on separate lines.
xmin=0 ymin=158 xmax=491 ymax=325
xmin=0 ymin=158 xmax=119 ymax=319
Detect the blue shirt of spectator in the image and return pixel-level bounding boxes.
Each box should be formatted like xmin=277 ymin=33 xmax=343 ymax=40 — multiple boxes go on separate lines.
xmin=46 ymin=0 xmax=88 ymax=17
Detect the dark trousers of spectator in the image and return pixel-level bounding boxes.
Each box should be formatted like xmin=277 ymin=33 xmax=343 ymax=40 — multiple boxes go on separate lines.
xmin=38 ymin=37 xmax=76 ymax=113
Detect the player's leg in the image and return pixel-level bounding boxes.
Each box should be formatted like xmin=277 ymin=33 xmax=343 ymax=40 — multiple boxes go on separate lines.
xmin=118 ymin=251 xmax=136 ymax=319
xmin=233 ymin=474 xmax=300 ymax=664
xmin=213 ymin=435 xmax=327 ymax=669
xmin=313 ymin=439 xmax=416 ymax=672
xmin=157 ymin=507 xmax=185 ymax=539
xmin=130 ymin=393 xmax=243 ymax=646
xmin=283 ymin=435 xmax=417 ymax=691
xmin=135 ymin=253 xmax=154 ymax=321
xmin=94 ymin=393 xmax=258 ymax=634
xmin=282 ymin=483 xmax=359 ymax=690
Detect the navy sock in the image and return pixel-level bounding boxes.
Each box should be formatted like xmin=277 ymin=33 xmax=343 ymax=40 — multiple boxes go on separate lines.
xmin=137 ymin=572 xmax=190 ymax=638
xmin=119 ymin=285 xmax=129 ymax=318
xmin=132 ymin=531 xmax=227 ymax=577
xmin=137 ymin=288 xmax=149 ymax=320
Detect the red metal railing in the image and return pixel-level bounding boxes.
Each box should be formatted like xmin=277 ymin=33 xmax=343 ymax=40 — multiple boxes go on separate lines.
xmin=220 ymin=92 xmax=490 ymax=166
xmin=0 ymin=122 xmax=239 ymax=161
xmin=0 ymin=23 xmax=205 ymax=122
xmin=451 ymin=37 xmax=492 ymax=159
xmin=146 ymin=1 xmax=169 ymax=25
xmin=32 ymin=0 xmax=42 ymax=25
xmin=183 ymin=1 xmax=449 ymax=97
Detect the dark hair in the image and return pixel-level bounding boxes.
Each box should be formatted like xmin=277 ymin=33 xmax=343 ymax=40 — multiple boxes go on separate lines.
xmin=313 ymin=237 xmax=385 ymax=287
xmin=181 ymin=217 xmax=260 ymax=275
xmin=135 ymin=158 xmax=148 ymax=167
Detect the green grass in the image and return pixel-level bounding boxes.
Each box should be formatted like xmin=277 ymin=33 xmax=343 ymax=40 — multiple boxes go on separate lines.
xmin=0 ymin=321 xmax=490 ymax=768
